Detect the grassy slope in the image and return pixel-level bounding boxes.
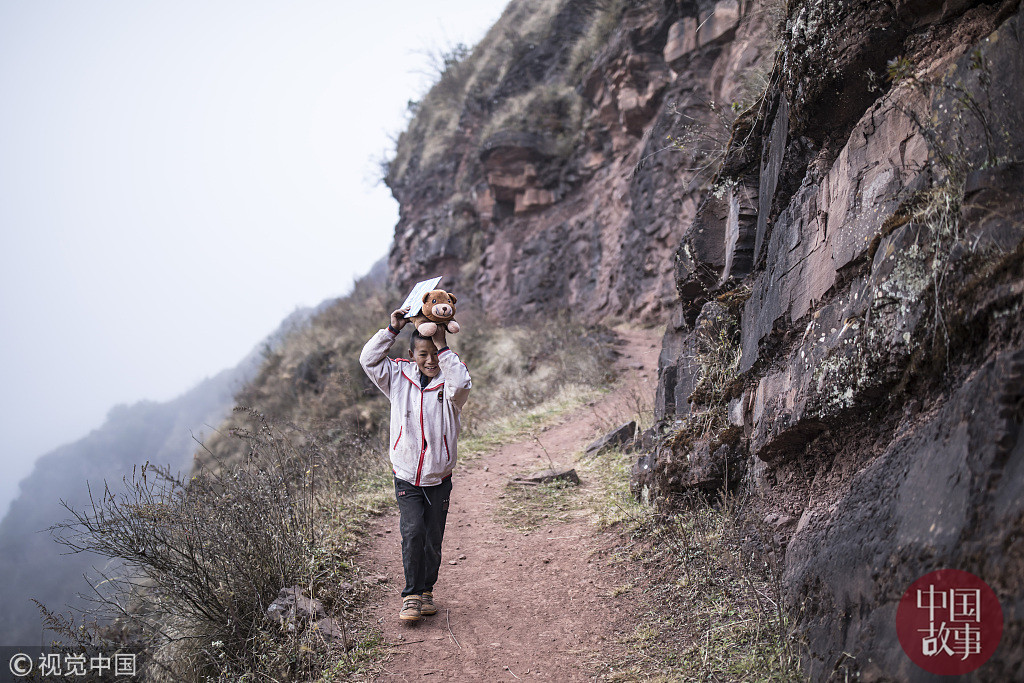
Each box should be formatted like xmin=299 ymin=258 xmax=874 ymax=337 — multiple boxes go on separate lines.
xmin=387 ymin=0 xmax=625 ymax=188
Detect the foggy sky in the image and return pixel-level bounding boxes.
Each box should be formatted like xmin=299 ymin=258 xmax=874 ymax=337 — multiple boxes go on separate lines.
xmin=0 ymin=0 xmax=509 ymax=515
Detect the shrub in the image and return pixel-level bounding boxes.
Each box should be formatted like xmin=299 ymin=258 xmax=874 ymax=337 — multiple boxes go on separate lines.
xmin=44 ymin=409 xmax=388 ymax=681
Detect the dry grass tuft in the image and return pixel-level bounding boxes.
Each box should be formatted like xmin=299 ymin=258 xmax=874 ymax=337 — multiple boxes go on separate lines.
xmin=457 ymin=313 xmax=617 ymax=435
xmin=496 ymin=479 xmax=582 ymax=532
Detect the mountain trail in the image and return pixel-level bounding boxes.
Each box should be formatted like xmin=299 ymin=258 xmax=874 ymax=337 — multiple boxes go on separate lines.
xmin=359 ymin=327 xmax=663 ymax=681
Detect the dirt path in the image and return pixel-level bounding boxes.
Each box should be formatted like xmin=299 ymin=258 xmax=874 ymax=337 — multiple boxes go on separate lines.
xmin=359 ymin=328 xmax=662 ymax=681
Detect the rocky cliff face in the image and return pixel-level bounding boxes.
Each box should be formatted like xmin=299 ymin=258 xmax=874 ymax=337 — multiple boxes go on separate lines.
xmin=640 ymin=1 xmax=1024 ymax=679
xmin=387 ymin=0 xmax=1023 ymax=678
xmin=385 ymin=0 xmax=777 ymax=323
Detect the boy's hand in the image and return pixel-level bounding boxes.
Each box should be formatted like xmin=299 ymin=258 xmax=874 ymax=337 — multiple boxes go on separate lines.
xmin=390 ymin=307 xmax=411 ymax=331
xmin=431 ymin=326 xmax=447 ymax=349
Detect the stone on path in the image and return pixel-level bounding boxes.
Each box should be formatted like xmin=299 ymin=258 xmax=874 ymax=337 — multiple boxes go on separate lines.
xmin=310 ymin=617 xmax=350 ymax=648
xmin=511 ymin=466 xmax=580 ymax=485
xmin=585 ymin=421 xmax=637 ymax=456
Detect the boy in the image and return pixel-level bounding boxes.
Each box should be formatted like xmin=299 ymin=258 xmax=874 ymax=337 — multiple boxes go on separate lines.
xmin=359 ymin=305 xmax=472 ymax=621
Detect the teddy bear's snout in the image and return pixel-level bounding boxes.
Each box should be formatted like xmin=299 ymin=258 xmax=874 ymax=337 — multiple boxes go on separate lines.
xmin=433 ymin=304 xmax=452 ymax=317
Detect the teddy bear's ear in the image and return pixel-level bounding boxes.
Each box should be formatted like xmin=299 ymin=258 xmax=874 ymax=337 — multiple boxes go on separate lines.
xmin=448 ymin=293 xmax=457 ymax=304
xmin=422 ymin=292 xmax=433 ymax=304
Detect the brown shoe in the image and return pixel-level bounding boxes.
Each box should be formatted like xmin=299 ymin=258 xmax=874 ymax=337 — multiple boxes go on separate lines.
xmin=420 ymin=591 xmax=437 ymax=616
xmin=399 ymin=595 xmax=422 ymax=621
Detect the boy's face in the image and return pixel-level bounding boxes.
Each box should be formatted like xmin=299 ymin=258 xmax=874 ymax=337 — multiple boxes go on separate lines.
xmin=411 ymin=338 xmax=440 ymax=378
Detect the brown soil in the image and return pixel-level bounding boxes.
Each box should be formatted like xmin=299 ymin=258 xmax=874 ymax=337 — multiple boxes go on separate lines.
xmin=358 ymin=327 xmax=663 ymax=681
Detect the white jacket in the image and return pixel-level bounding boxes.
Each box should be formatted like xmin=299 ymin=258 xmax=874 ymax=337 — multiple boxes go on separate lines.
xmin=359 ymin=328 xmax=473 ymax=486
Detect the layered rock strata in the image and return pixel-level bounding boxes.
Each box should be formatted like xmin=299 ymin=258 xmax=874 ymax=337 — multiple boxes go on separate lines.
xmin=637 ymin=1 xmax=1024 ymax=678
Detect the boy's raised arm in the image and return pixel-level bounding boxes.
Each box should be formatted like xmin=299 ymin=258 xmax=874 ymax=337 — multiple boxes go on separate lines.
xmin=359 ymin=307 xmax=410 ymax=396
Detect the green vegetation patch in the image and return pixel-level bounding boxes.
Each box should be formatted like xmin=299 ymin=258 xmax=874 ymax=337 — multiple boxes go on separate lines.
xmin=572 ymin=444 xmax=803 ymax=681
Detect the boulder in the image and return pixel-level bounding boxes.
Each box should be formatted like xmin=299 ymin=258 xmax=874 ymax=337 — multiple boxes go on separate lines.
xmin=697 ymin=0 xmax=740 ymax=47
xmin=784 ymin=347 xmax=1024 ymax=680
xmin=266 ymin=586 xmax=324 ymax=631
xmin=664 ymin=17 xmax=698 ymax=67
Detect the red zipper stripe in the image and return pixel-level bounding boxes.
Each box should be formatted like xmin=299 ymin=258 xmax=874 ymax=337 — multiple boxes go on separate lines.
xmin=443 ymin=435 xmax=450 ymax=463
xmin=414 ymin=389 xmax=426 ymax=485
xmin=393 ymin=426 xmax=402 ymax=450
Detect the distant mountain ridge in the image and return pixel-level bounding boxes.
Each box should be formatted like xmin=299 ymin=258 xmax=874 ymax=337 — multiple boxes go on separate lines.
xmin=0 ymin=299 xmax=331 ymax=646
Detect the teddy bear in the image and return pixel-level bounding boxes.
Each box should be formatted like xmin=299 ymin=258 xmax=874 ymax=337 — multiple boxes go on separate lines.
xmin=410 ymin=289 xmax=461 ymax=336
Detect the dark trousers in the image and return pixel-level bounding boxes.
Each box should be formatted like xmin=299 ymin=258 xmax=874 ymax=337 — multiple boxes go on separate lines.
xmin=394 ymin=476 xmax=452 ymax=597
